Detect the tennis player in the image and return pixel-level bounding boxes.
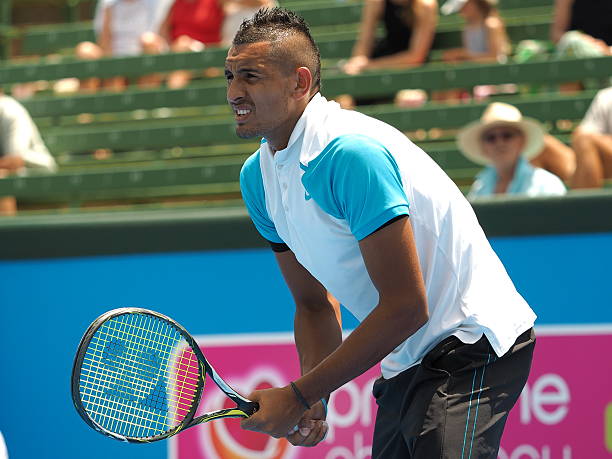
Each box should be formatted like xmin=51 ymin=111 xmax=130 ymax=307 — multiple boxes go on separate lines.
xmin=227 ymin=8 xmax=536 ymax=457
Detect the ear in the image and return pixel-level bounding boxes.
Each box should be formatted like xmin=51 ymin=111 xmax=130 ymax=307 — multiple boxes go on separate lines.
xmin=294 ymin=67 xmax=313 ymax=100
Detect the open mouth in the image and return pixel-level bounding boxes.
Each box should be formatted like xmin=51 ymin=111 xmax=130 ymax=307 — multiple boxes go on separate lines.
xmin=233 ymin=107 xmax=252 ymax=123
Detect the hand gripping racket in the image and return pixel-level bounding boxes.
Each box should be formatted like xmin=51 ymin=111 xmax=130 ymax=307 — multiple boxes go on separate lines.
xmin=71 ymin=308 xmax=258 ymax=443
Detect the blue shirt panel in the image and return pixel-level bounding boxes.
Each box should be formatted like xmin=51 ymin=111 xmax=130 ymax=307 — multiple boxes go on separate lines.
xmin=240 ymin=150 xmax=284 ymax=243
xmin=301 ymin=134 xmax=410 ymax=240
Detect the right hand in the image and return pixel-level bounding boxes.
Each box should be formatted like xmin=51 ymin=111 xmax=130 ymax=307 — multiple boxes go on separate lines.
xmin=342 ymin=56 xmax=369 ymax=75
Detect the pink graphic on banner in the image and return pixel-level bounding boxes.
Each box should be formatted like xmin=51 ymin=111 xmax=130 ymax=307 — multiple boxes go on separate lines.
xmin=499 ymin=330 xmax=612 ymax=459
xmin=170 ymin=335 xmax=379 ymax=459
xmin=169 ymin=329 xmax=612 ymax=459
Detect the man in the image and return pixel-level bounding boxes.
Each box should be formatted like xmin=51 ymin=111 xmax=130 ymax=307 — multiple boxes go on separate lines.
xmin=226 ymin=8 xmax=536 ymax=457
xmin=0 ymin=94 xmax=57 ymax=215
xmin=571 ymin=86 xmax=612 ymax=189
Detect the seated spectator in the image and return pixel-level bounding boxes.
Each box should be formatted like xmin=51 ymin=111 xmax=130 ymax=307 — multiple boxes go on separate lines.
xmin=0 ymin=94 xmax=57 ymax=216
xmin=457 ymin=102 xmax=567 ymax=198
xmin=221 ymin=0 xmax=277 ymax=46
xmin=338 ymin=0 xmax=437 ymax=108
xmin=551 ymin=0 xmax=612 ymax=49
xmin=155 ymin=0 xmax=225 ymax=88
xmin=57 ymin=0 xmax=172 ymax=93
xmin=440 ymin=0 xmax=509 ymax=63
xmin=550 ymin=0 xmax=612 ymax=92
xmin=343 ymin=0 xmax=437 ymax=75
xmin=437 ymin=0 xmax=510 ymax=102
xmin=571 ymin=87 xmax=612 ymax=188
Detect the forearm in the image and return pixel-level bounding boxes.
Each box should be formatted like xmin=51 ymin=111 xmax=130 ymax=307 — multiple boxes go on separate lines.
xmin=295 ymin=296 xmax=342 ymax=377
xmin=0 ymin=155 xmax=25 ymax=172
xmin=352 ymin=0 xmax=384 ymax=57
xmin=365 ymin=51 xmax=425 ymax=69
xmin=551 ymin=0 xmax=572 ymax=43
xmin=296 ymin=298 xmax=428 ymax=406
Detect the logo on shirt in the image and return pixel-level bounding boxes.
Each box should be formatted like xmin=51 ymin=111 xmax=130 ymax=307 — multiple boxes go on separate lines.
xmin=304 ymin=192 xmax=312 ymax=201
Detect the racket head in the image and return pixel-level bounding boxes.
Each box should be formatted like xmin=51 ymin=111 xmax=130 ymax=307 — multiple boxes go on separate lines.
xmin=71 ymin=308 xmax=206 ymax=443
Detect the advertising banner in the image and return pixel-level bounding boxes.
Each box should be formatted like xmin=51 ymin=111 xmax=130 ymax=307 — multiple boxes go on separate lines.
xmin=171 ymin=328 xmax=612 ymax=459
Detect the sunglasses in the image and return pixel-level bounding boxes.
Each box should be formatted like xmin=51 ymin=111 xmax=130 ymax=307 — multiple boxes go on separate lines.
xmin=481 ymin=130 xmax=520 ymax=143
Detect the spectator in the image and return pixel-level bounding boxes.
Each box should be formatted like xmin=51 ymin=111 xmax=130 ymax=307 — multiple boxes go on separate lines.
xmin=457 ymin=102 xmax=567 ymax=198
xmin=0 ymin=94 xmax=57 ymax=216
xmin=434 ymin=0 xmax=510 ymax=102
xmin=156 ymin=0 xmax=225 ymax=88
xmin=550 ymin=0 xmax=612 ymax=92
xmin=57 ymin=0 xmax=172 ymax=93
xmin=571 ymin=87 xmax=612 ymax=188
xmin=338 ymin=0 xmax=437 ymax=108
xmin=551 ymin=0 xmax=612 ymax=48
xmin=222 ymin=0 xmax=277 ymax=46
xmin=343 ymin=0 xmax=437 ymax=75
xmin=440 ymin=0 xmax=509 ymax=64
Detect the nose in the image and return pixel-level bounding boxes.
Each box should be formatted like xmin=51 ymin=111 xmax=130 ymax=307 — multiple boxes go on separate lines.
xmin=227 ymin=78 xmax=245 ymax=105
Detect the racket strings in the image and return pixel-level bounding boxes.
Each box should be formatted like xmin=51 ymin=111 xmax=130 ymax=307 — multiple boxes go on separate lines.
xmin=78 ymin=313 xmax=201 ymax=439
xmin=81 ymin=314 xmax=179 ymax=437
xmin=83 ymin=314 xmax=197 ymax=437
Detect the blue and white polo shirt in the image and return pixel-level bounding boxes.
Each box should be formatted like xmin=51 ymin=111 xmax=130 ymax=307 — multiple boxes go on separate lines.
xmin=240 ymin=94 xmax=536 ymax=379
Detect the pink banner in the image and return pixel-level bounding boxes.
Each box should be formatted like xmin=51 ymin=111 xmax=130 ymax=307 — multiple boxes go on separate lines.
xmin=169 ymin=328 xmax=612 ymax=459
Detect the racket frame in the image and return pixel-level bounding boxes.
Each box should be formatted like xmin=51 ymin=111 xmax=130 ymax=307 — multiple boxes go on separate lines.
xmin=71 ymin=307 xmax=256 ymax=443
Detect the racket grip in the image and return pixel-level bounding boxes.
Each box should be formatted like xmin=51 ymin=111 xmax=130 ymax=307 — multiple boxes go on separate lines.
xmin=243 ymin=401 xmax=259 ymax=416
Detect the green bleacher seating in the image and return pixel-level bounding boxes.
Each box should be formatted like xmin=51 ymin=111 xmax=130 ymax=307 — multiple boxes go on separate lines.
xmin=5 ymin=0 xmax=609 ymax=213
xmin=20 ymin=57 xmax=611 ymax=119
xmin=10 ymin=2 xmax=553 ymax=57
xmin=0 ymin=90 xmax=596 ymax=208
xmin=0 ymin=16 xmax=556 ymax=84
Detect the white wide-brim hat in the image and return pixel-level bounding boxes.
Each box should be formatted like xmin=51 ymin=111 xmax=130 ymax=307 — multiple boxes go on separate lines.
xmin=457 ymin=102 xmax=545 ymax=166
xmin=441 ymin=0 xmax=498 ymax=15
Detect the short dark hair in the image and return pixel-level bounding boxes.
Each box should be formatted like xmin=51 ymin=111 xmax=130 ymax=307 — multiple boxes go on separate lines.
xmin=233 ymin=7 xmax=321 ymax=92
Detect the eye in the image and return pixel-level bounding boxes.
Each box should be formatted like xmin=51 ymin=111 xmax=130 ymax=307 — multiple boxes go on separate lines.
xmin=224 ymin=71 xmax=233 ymax=81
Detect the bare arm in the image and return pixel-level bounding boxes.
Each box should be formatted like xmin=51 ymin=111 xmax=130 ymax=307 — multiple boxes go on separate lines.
xmin=365 ymin=0 xmax=438 ymax=69
xmin=275 ymin=250 xmax=343 ymax=377
xmin=551 ymin=0 xmax=573 ymax=43
xmin=351 ymin=0 xmax=385 ymax=59
xmin=241 ymin=217 xmax=429 ymax=438
xmin=98 ymin=6 xmax=113 ymax=56
xmin=296 ymin=217 xmax=428 ymax=405
xmin=0 ymin=156 xmax=25 ymax=175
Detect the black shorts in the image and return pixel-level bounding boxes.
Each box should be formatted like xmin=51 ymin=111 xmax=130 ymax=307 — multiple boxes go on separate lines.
xmin=372 ymin=328 xmax=535 ymax=459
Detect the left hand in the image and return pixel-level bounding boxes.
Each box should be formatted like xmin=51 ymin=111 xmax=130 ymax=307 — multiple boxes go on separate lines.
xmin=240 ymin=385 xmax=306 ymax=438
xmin=286 ymin=399 xmax=328 ymax=447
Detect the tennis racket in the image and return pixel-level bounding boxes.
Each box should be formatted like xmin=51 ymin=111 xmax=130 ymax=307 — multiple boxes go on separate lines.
xmin=71 ymin=307 xmax=258 ymax=443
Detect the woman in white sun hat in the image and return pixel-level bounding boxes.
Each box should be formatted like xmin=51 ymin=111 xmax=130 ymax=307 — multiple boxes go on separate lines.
xmin=458 ymin=102 xmax=567 ymax=198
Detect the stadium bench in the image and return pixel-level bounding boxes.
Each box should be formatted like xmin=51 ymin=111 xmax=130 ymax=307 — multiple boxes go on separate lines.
xmin=11 ymin=2 xmax=553 ymax=56
xmin=21 ymin=56 xmax=610 ymax=121
xmin=1 ymin=15 xmax=555 ymax=84
xmin=0 ymin=91 xmax=593 ymax=209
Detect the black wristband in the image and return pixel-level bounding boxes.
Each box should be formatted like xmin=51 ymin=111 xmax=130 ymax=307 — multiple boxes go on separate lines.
xmin=290 ymin=381 xmax=311 ymax=410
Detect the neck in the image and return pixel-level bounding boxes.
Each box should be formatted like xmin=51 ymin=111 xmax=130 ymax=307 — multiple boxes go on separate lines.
xmin=269 ymin=96 xmax=314 ymax=153
xmin=494 ymin=160 xmax=518 ymax=192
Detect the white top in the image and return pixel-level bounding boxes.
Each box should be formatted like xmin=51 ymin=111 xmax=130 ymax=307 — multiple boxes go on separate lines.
xmin=94 ymin=0 xmax=172 ymax=56
xmin=0 ymin=431 xmax=8 ymax=459
xmin=579 ymin=86 xmax=612 ymax=135
xmin=0 ymin=95 xmax=57 ymax=172
xmin=240 ymin=94 xmax=536 ymax=379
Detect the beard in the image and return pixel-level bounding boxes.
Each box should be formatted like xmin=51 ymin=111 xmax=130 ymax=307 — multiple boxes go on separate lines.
xmin=235 ymin=125 xmax=260 ymax=139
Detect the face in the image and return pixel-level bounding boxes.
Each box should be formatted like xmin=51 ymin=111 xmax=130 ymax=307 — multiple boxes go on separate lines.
xmin=225 ymin=42 xmax=301 ymax=151
xmin=459 ymin=0 xmax=481 ymax=20
xmin=480 ymin=125 xmax=526 ymax=169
